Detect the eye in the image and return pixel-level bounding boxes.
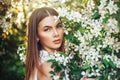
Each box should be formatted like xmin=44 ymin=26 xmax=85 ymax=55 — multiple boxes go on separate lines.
xmin=44 ymin=27 xmax=51 ymax=31
xmin=43 ymin=26 xmax=52 ymax=32
xmin=56 ymin=23 xmax=63 ymax=28
xmin=44 ymin=28 xmax=49 ymax=31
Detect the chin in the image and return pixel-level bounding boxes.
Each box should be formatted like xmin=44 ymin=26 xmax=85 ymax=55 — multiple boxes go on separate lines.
xmin=53 ymin=45 xmax=61 ymax=50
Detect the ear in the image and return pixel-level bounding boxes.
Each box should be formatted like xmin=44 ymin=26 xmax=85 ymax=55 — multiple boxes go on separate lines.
xmin=37 ymin=37 xmax=39 ymax=42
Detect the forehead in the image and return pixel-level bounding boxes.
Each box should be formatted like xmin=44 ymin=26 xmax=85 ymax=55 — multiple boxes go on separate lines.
xmin=39 ymin=16 xmax=60 ymax=27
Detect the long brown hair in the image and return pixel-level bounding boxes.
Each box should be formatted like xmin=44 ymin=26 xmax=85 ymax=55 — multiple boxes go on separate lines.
xmin=25 ymin=7 xmax=64 ymax=80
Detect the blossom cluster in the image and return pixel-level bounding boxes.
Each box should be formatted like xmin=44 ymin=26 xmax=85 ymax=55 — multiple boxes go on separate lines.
xmin=53 ymin=0 xmax=120 ymax=80
xmin=17 ymin=45 xmax=26 ymax=62
xmin=47 ymin=51 xmax=73 ymax=80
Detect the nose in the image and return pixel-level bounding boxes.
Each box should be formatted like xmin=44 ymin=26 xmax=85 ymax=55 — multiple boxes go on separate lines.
xmin=53 ymin=29 xmax=59 ymax=37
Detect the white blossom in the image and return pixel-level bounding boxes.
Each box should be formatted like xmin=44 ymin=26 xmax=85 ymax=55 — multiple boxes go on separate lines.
xmin=106 ymin=0 xmax=118 ymax=15
xmin=98 ymin=0 xmax=108 ymax=18
xmin=105 ymin=18 xmax=119 ymax=33
xmin=63 ymin=69 xmax=70 ymax=80
xmin=64 ymin=30 xmax=69 ymax=35
xmin=81 ymin=71 xmax=86 ymax=76
xmin=57 ymin=8 xmax=82 ymax=22
xmin=17 ymin=46 xmax=26 ymax=63
xmin=53 ymin=75 xmax=60 ymax=80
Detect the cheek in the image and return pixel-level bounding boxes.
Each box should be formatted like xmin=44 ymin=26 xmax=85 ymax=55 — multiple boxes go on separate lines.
xmin=38 ymin=33 xmax=49 ymax=41
xmin=60 ymin=29 xmax=64 ymax=37
xmin=37 ymin=32 xmax=53 ymax=45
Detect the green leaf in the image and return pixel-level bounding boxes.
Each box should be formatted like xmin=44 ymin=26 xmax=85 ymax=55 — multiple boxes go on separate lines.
xmin=58 ymin=51 xmax=66 ymax=56
xmin=47 ymin=59 xmax=56 ymax=63
xmin=54 ymin=64 xmax=63 ymax=72
xmin=81 ymin=62 xmax=90 ymax=69
xmin=49 ymin=71 xmax=55 ymax=75
xmin=102 ymin=18 xmax=108 ymax=24
xmin=108 ymin=58 xmax=116 ymax=68
xmin=65 ymin=33 xmax=73 ymax=40
xmin=92 ymin=12 xmax=100 ymax=19
xmin=103 ymin=59 xmax=109 ymax=68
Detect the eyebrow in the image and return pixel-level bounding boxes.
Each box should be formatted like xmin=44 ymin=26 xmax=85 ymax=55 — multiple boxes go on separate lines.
xmin=43 ymin=26 xmax=52 ymax=28
xmin=43 ymin=21 xmax=62 ymax=28
xmin=56 ymin=22 xmax=62 ymax=26
xmin=57 ymin=21 xmax=62 ymax=24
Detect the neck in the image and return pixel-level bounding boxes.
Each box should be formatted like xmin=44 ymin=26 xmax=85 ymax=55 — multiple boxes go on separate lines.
xmin=41 ymin=48 xmax=57 ymax=54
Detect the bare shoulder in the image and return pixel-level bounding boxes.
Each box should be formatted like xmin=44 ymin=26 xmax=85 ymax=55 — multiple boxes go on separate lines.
xmin=80 ymin=78 xmax=95 ymax=80
xmin=40 ymin=61 xmax=53 ymax=73
xmin=38 ymin=62 xmax=53 ymax=80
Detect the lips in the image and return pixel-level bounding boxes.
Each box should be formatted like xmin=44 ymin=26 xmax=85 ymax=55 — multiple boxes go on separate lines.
xmin=53 ymin=39 xmax=61 ymax=44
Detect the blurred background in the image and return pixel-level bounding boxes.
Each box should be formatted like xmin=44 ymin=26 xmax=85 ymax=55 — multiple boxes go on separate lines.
xmin=0 ymin=0 xmax=120 ymax=80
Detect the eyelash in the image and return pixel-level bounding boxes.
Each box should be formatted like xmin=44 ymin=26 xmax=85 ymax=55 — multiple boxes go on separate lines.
xmin=44 ymin=28 xmax=50 ymax=31
xmin=56 ymin=23 xmax=63 ymax=28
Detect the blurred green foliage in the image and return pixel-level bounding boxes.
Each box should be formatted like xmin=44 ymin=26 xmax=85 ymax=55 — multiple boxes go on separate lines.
xmin=0 ymin=0 xmax=25 ymax=79
xmin=0 ymin=0 xmax=120 ymax=80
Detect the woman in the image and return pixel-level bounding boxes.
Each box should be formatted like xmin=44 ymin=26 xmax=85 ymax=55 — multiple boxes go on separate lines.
xmin=25 ymin=7 xmax=91 ymax=80
xmin=25 ymin=7 xmax=64 ymax=80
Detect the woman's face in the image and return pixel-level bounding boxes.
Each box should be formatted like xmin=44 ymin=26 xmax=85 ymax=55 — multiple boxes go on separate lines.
xmin=37 ymin=16 xmax=64 ymax=53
